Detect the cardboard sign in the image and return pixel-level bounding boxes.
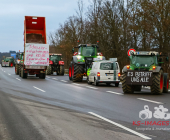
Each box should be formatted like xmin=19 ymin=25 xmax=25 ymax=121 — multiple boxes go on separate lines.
xmin=24 ymin=43 xmax=49 ymax=66
xmin=126 ymin=70 xmax=152 ymax=85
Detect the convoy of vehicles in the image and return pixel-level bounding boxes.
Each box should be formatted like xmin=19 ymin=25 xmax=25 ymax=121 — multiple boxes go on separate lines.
xmin=2 ymin=57 xmax=15 ymax=67
xmin=46 ymin=54 xmax=64 ymax=75
xmin=87 ymin=58 xmax=120 ymax=86
xmin=69 ymin=44 xmax=105 ymax=82
xmin=18 ymin=16 xmax=49 ymax=79
xmin=121 ymin=50 xmax=169 ymax=94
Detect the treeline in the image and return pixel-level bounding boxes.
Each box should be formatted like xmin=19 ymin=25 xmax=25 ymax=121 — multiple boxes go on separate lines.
xmin=49 ymin=0 xmax=170 ymax=71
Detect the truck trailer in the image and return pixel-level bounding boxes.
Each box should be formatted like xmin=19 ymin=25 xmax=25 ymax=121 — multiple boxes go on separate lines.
xmin=19 ymin=16 xmax=49 ymax=79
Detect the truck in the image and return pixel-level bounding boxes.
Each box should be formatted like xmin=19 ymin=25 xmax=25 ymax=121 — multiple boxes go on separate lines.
xmin=121 ymin=49 xmax=169 ymax=94
xmin=69 ymin=44 xmax=105 ymax=82
xmin=46 ymin=53 xmax=64 ymax=75
xmin=2 ymin=57 xmax=15 ymax=67
xmin=19 ymin=16 xmax=49 ymax=79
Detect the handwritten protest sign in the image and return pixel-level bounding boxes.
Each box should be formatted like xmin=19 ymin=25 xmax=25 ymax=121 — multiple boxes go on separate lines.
xmin=24 ymin=43 xmax=49 ymax=66
xmin=126 ymin=70 xmax=152 ymax=85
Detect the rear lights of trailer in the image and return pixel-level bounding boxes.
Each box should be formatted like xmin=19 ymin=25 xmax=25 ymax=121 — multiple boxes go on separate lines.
xmin=118 ymin=73 xmax=121 ymax=77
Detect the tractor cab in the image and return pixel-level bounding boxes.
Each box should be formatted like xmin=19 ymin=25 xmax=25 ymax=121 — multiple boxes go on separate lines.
xmin=49 ymin=54 xmax=62 ymax=63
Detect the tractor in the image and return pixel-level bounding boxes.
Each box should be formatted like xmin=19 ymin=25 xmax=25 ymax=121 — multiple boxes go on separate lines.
xmin=46 ymin=54 xmax=64 ymax=75
xmin=15 ymin=52 xmax=23 ymax=75
xmin=69 ymin=44 xmax=105 ymax=82
xmin=121 ymin=50 xmax=169 ymax=94
xmin=2 ymin=57 xmax=15 ymax=67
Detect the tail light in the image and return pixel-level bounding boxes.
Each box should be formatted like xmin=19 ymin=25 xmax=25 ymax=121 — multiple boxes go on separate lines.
xmin=97 ymin=72 xmax=100 ymax=77
xmin=59 ymin=61 xmax=64 ymax=65
xmin=152 ymin=66 xmax=156 ymax=70
xmin=118 ymin=73 xmax=121 ymax=77
xmin=127 ymin=65 xmax=130 ymax=69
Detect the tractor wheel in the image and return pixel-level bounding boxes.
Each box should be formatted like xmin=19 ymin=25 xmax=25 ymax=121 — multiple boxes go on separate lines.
xmin=121 ymin=73 xmax=134 ymax=93
xmin=21 ymin=67 xmax=27 ymax=79
xmin=115 ymin=83 xmax=119 ymax=87
xmin=39 ymin=73 xmax=46 ymax=79
xmin=19 ymin=66 xmax=21 ymax=77
xmin=15 ymin=64 xmax=19 ymax=75
xmin=163 ymin=73 xmax=169 ymax=93
xmin=134 ymin=86 xmax=142 ymax=91
xmin=46 ymin=65 xmax=52 ymax=75
xmin=151 ymin=70 xmax=164 ymax=94
xmin=69 ymin=64 xmax=72 ymax=81
xmin=72 ymin=63 xmax=84 ymax=82
xmin=59 ymin=65 xmax=64 ymax=75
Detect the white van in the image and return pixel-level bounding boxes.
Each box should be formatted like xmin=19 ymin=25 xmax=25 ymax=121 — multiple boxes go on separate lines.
xmin=87 ymin=59 xmax=120 ymax=86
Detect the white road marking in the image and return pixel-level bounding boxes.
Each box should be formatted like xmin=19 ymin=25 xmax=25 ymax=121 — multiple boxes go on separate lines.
xmin=8 ymin=73 xmax=11 ymax=75
xmin=86 ymin=86 xmax=98 ymax=89
xmin=61 ymin=80 xmax=67 ymax=82
xmin=138 ymin=98 xmax=163 ymax=104
xmin=52 ymin=78 xmax=58 ymax=80
xmin=106 ymin=91 xmax=123 ymax=95
xmin=89 ymin=112 xmax=151 ymax=140
xmin=72 ymin=83 xmax=80 ymax=86
xmin=46 ymin=76 xmax=50 ymax=78
xmin=33 ymin=86 xmax=46 ymax=92
xmin=16 ymin=78 xmax=21 ymax=81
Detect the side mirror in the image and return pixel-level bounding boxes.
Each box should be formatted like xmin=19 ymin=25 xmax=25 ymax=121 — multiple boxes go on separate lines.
xmin=72 ymin=48 xmax=74 ymax=53
xmin=166 ymin=57 xmax=169 ymax=61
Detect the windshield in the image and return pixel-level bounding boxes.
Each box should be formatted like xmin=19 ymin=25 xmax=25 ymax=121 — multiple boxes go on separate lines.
xmin=50 ymin=55 xmax=61 ymax=62
xmin=5 ymin=57 xmax=13 ymax=61
xmin=100 ymin=63 xmax=114 ymax=70
xmin=81 ymin=47 xmax=95 ymax=56
xmin=131 ymin=56 xmax=156 ymax=67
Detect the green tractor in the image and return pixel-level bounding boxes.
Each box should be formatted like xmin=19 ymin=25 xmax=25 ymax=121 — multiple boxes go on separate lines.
xmin=2 ymin=57 xmax=15 ymax=67
xmin=69 ymin=44 xmax=105 ymax=82
xmin=46 ymin=54 xmax=64 ymax=75
xmin=15 ymin=52 xmax=24 ymax=75
xmin=121 ymin=50 xmax=169 ymax=94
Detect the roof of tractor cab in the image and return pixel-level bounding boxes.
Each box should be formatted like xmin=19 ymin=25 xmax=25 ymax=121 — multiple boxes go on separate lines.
xmin=75 ymin=44 xmax=98 ymax=48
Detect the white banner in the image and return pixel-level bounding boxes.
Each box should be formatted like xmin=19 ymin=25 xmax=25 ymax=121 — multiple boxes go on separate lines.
xmin=24 ymin=43 xmax=49 ymax=66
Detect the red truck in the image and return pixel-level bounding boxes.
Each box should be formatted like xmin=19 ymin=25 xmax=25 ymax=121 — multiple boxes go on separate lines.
xmin=19 ymin=16 xmax=49 ymax=79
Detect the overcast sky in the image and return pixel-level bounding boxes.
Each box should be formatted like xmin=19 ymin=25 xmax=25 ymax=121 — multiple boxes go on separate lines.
xmin=0 ymin=0 xmax=89 ymax=52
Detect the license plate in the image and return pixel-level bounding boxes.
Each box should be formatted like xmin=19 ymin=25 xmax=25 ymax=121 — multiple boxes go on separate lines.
xmin=106 ymin=74 xmax=113 ymax=76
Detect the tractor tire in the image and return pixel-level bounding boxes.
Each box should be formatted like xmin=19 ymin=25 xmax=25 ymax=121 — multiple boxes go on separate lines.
xmin=21 ymin=67 xmax=27 ymax=79
xmin=163 ymin=73 xmax=169 ymax=93
xmin=69 ymin=64 xmax=72 ymax=81
xmin=121 ymin=73 xmax=134 ymax=93
xmin=151 ymin=70 xmax=164 ymax=94
xmin=46 ymin=65 xmax=52 ymax=75
xmin=134 ymin=86 xmax=142 ymax=91
xmin=19 ymin=66 xmax=21 ymax=77
xmin=59 ymin=65 xmax=64 ymax=75
xmin=39 ymin=73 xmax=46 ymax=79
xmin=72 ymin=63 xmax=84 ymax=82
xmin=15 ymin=64 xmax=19 ymax=75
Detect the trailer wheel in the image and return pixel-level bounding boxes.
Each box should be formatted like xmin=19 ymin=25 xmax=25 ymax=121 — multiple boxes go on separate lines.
xmin=72 ymin=63 xmax=84 ymax=82
xmin=39 ymin=73 xmax=46 ymax=79
xmin=134 ymin=86 xmax=142 ymax=91
xmin=121 ymin=73 xmax=134 ymax=93
xmin=69 ymin=64 xmax=72 ymax=80
xmin=163 ymin=73 xmax=169 ymax=93
xmin=46 ymin=65 xmax=52 ymax=75
xmin=15 ymin=64 xmax=19 ymax=75
xmin=151 ymin=70 xmax=164 ymax=94
xmin=59 ymin=65 xmax=64 ymax=75
xmin=21 ymin=67 xmax=27 ymax=79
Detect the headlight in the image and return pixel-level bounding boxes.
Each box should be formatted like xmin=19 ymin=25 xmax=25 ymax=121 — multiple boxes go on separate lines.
xmin=77 ymin=56 xmax=81 ymax=60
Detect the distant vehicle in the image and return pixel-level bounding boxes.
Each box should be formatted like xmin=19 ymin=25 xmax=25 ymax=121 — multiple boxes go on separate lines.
xmin=18 ymin=16 xmax=49 ymax=79
xmin=87 ymin=58 xmax=120 ymax=86
xmin=2 ymin=57 xmax=14 ymax=67
xmin=15 ymin=52 xmax=23 ymax=75
xmin=46 ymin=53 xmax=64 ymax=75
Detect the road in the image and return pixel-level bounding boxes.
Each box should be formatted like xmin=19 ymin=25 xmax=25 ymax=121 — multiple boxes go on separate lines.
xmin=0 ymin=66 xmax=170 ymax=140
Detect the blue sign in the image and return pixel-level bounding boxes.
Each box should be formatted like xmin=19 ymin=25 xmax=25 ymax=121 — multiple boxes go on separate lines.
xmin=11 ymin=53 xmax=16 ymax=59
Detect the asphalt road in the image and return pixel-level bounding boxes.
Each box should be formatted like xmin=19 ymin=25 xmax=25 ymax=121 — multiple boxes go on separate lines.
xmin=0 ymin=66 xmax=170 ymax=140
